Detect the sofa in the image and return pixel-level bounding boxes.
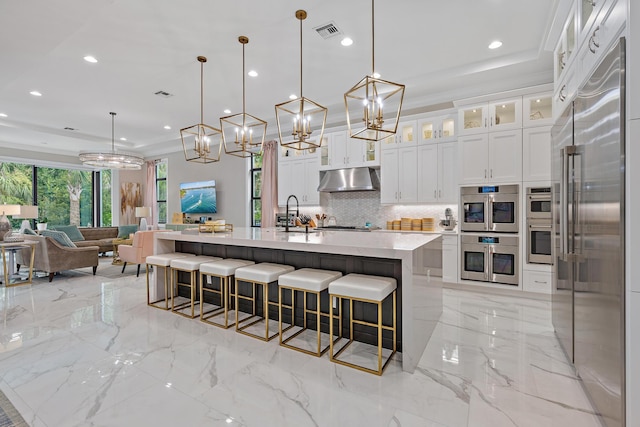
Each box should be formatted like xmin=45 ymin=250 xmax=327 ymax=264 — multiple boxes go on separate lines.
xmin=16 ymin=234 xmax=99 ymax=282
xmin=51 ymin=226 xmax=136 ymax=255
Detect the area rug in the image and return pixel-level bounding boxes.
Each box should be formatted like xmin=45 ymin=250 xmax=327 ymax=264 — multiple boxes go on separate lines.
xmin=32 ymin=258 xmax=140 ymax=282
xmin=0 ymin=390 xmax=28 ymax=427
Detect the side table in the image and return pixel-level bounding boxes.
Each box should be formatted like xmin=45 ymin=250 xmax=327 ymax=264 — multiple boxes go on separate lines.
xmin=1 ymin=240 xmax=37 ymax=287
xmin=112 ymin=238 xmax=133 ymax=265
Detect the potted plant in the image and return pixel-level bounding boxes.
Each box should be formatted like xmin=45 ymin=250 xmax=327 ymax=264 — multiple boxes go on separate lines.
xmin=37 ymin=216 xmax=48 ymax=231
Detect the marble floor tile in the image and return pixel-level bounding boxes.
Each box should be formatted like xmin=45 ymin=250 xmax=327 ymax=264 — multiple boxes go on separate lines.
xmin=0 ymin=263 xmax=602 ymax=427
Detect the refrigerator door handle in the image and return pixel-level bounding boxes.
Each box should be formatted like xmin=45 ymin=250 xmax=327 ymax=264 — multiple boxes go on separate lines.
xmin=560 ymin=147 xmax=570 ymax=259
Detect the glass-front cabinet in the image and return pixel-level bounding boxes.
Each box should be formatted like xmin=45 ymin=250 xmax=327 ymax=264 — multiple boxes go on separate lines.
xmin=554 ymin=5 xmax=577 ymax=81
xmin=459 ymin=98 xmax=522 ymax=135
xmin=418 ymin=112 xmax=457 ymax=144
xmin=523 ymin=93 xmax=553 ymax=127
xmin=381 ymin=120 xmax=417 ymax=149
xmin=319 ymin=131 xmax=379 ymax=170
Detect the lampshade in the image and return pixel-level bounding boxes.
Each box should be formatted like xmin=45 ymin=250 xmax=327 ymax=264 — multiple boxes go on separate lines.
xmin=180 ymin=56 xmax=223 ymax=163
xmin=0 ymin=204 xmax=20 ymax=216
xmin=15 ymin=205 xmax=38 ymax=219
xmin=344 ymin=0 xmax=405 ymax=142
xmin=275 ymin=10 xmax=327 ymax=152
xmin=135 ymin=207 xmax=151 ymax=218
xmin=221 ymin=36 xmax=267 ymax=158
xmin=79 ymin=112 xmax=144 ymax=170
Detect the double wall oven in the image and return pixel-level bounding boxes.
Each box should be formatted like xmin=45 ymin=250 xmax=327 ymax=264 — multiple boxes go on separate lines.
xmin=460 ymin=185 xmax=520 ymax=286
xmin=526 ymin=187 xmax=552 ymax=264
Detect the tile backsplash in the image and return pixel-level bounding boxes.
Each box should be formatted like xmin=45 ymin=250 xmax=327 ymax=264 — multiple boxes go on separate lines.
xmin=298 ymin=191 xmax=458 ymax=230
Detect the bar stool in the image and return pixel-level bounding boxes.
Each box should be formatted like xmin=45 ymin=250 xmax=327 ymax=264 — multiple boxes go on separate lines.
xmin=170 ymin=255 xmax=222 ymax=318
xmin=234 ymin=262 xmax=294 ymax=341
xmin=145 ymin=253 xmax=195 ymax=310
xmin=199 ymin=258 xmax=255 ymax=328
xmin=329 ymin=273 xmax=397 ymax=376
xmin=278 ymin=268 xmax=342 ymax=356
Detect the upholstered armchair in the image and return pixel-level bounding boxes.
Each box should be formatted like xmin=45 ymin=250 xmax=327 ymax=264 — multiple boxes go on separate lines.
xmin=119 ymin=230 xmax=161 ymax=277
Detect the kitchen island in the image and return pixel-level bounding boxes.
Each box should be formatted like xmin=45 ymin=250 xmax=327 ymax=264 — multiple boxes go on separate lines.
xmin=153 ymin=228 xmax=442 ymax=373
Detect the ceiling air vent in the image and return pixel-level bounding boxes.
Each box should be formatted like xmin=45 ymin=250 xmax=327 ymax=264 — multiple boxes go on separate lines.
xmin=314 ymin=22 xmax=342 ymax=40
xmin=154 ymin=90 xmax=173 ymax=98
xmin=64 ymin=127 xmax=77 ymax=131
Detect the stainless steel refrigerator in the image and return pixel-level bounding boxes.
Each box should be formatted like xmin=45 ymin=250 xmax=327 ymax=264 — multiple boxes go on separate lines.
xmin=551 ymin=38 xmax=625 ymax=427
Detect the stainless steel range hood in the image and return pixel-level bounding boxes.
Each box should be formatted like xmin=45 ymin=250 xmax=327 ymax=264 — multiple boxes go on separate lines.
xmin=317 ymin=167 xmax=380 ymax=192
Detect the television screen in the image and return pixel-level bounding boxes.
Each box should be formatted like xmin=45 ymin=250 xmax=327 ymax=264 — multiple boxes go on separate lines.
xmin=180 ymin=180 xmax=217 ymax=214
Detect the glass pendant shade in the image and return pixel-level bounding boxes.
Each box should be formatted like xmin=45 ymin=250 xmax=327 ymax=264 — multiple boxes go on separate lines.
xmin=344 ymin=0 xmax=405 ymax=142
xmin=275 ymin=10 xmax=327 ymax=152
xmin=180 ymin=56 xmax=223 ymax=163
xmin=222 ymin=36 xmax=266 ymax=158
xmin=79 ymin=112 xmax=144 ymax=169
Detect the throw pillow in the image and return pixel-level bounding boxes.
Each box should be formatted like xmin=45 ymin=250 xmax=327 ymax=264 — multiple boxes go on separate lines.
xmin=41 ymin=230 xmax=77 ymax=248
xmin=23 ymin=228 xmax=38 ymax=235
xmin=52 ymin=225 xmax=85 ymax=241
xmin=118 ymin=225 xmax=138 ymax=239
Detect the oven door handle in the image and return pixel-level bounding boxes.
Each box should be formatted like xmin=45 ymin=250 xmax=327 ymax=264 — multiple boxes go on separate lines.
xmin=528 ymin=194 xmax=550 ymax=200
xmin=529 ymin=224 xmax=552 ymax=229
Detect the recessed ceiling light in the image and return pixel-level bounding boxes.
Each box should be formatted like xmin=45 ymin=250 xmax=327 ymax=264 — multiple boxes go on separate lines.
xmin=120 ymin=137 xmax=127 ymax=141
xmin=164 ymin=125 xmax=171 ymax=130
xmin=248 ymin=70 xmax=258 ymax=77
xmin=30 ymin=91 xmax=42 ymax=97
xmin=0 ymin=113 xmax=7 ymax=118
xmin=223 ymin=109 xmax=231 ymax=114
xmin=536 ymin=99 xmax=541 ymax=103
xmin=341 ymin=37 xmax=353 ymax=46
xmin=488 ymin=40 xmax=503 ymax=49
xmin=372 ymin=72 xmax=380 ymax=78
xmin=83 ymin=55 xmax=98 ymax=63
xmin=289 ymin=94 xmax=297 ymax=100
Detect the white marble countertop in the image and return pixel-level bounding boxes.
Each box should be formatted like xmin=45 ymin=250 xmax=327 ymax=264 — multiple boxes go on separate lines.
xmin=156 ymin=227 xmax=442 ymax=259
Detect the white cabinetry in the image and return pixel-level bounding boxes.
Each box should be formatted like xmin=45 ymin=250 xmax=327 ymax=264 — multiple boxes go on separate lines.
xmin=417 ymin=142 xmax=458 ymax=203
xmin=523 ymin=94 xmax=554 ymax=127
xmin=458 ymin=98 xmax=522 ymax=135
xmin=442 ymin=234 xmax=458 ymax=284
xmin=418 ymin=112 xmax=457 ymax=143
xmin=380 ymin=121 xmax=417 ymax=150
xmin=523 ymin=126 xmax=552 ymax=182
xmin=522 ymin=269 xmax=552 ymax=294
xmin=459 ymin=130 xmax=522 ymax=184
xmin=320 ymin=131 xmax=380 ymax=170
xmin=278 ymin=151 xmax=320 ymax=206
xmin=380 ymin=146 xmax=418 ymax=204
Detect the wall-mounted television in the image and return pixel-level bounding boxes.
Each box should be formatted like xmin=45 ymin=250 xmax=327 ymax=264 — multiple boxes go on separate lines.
xmin=180 ymin=180 xmax=217 ymax=214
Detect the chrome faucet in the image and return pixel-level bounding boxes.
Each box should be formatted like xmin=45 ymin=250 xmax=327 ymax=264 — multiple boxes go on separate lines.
xmin=285 ymin=194 xmax=299 ymax=232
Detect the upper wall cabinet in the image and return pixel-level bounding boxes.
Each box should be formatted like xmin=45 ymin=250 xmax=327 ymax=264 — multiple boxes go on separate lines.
xmin=523 ymin=93 xmax=554 ymax=127
xmin=458 ymin=97 xmax=522 ymax=135
xmin=554 ymin=8 xmax=577 ymax=82
xmin=381 ymin=121 xmax=417 ymax=150
xmin=320 ymin=131 xmax=380 ymax=170
xmin=417 ymin=112 xmax=457 ymax=144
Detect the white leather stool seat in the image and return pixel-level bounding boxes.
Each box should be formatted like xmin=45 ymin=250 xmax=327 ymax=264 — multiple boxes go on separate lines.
xmin=279 ymin=268 xmax=342 ymax=292
xmin=200 ymin=259 xmax=255 ymax=276
xmin=329 ymin=273 xmax=397 ymax=302
xmin=235 ymin=263 xmax=294 ymax=283
xmin=146 ymin=253 xmax=195 ymax=267
xmin=171 ymin=256 xmax=222 ymax=271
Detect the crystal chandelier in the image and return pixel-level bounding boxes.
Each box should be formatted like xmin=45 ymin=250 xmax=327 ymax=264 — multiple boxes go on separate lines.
xmin=221 ymin=36 xmax=266 ymax=158
xmin=79 ymin=112 xmax=144 ymax=169
xmin=275 ymin=10 xmax=327 ymax=152
xmin=180 ymin=56 xmax=223 ymax=163
xmin=344 ymin=0 xmax=405 ymax=142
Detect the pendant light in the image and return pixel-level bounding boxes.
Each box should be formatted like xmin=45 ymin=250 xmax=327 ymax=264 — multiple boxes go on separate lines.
xmin=221 ymin=36 xmax=266 ymax=158
xmin=79 ymin=112 xmax=144 ymax=169
xmin=275 ymin=10 xmax=327 ymax=152
xmin=344 ymin=0 xmax=405 ymax=142
xmin=180 ymin=56 xmax=223 ymax=163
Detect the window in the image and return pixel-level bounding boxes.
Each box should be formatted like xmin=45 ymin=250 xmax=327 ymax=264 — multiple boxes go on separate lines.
xmin=0 ymin=162 xmax=33 ymax=228
xmin=250 ymin=154 xmax=262 ymax=227
xmin=36 ymin=167 xmax=93 ymax=226
xmin=100 ymin=169 xmax=112 ymax=226
xmin=156 ymin=160 xmax=167 ymax=224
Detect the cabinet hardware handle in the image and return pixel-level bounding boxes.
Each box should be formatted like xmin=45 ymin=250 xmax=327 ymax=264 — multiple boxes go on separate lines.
xmin=439 ymin=130 xmax=442 ymax=138
xmin=485 ymin=118 xmax=488 ymax=128
xmin=434 ymin=190 xmax=437 ymax=198
xmin=591 ymin=0 xmax=596 ymax=6
xmin=559 ymin=51 xmax=566 ymax=69
xmin=589 ymin=36 xmax=596 ymax=53
xmin=559 ymin=85 xmax=567 ymax=102
xmin=534 ymin=280 xmax=546 ymax=284
xmin=395 ymin=191 xmax=398 ymax=200
xmin=592 ymin=26 xmax=600 ymax=48
xmin=439 ymin=190 xmax=442 ymax=198
xmin=399 ymin=191 xmax=402 ymax=199
xmin=490 ymin=169 xmax=493 ymax=178
xmin=484 ymin=169 xmax=487 ymax=179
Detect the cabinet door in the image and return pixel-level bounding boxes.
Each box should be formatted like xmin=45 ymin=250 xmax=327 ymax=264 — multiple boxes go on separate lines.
xmin=459 ymin=104 xmax=488 ymax=135
xmin=319 ymin=133 xmax=332 ymax=169
xmin=489 ymin=98 xmax=522 ymax=131
xmin=438 ymin=142 xmax=458 ymax=203
xmin=330 ymin=131 xmax=348 ymax=168
xmin=523 ymin=94 xmax=553 ymax=127
xmin=459 ymin=134 xmax=489 ymax=184
xmin=277 ymin=160 xmax=293 ymax=206
xmin=440 ymin=113 xmax=457 ymax=141
xmin=380 ymin=149 xmax=399 ymax=204
xmin=345 ymin=137 xmax=365 ymax=167
xmin=442 ymin=240 xmax=459 ymax=283
xmin=523 ymin=126 xmax=551 ymax=181
xmin=380 ymin=133 xmax=398 ymax=150
xmin=417 ymin=145 xmax=438 ymax=202
xmin=488 ymin=129 xmax=523 ymax=183
xmin=304 ymin=157 xmax=320 ymax=205
xmin=361 ymin=139 xmax=380 ymax=167
xmin=397 ymin=121 xmax=417 ymax=146
xmin=398 ymin=146 xmax=418 ymax=203
xmin=418 ymin=117 xmax=438 ymax=144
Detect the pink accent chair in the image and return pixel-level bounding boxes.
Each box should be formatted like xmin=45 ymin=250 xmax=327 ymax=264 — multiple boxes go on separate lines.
xmin=119 ymin=230 xmax=162 ymax=277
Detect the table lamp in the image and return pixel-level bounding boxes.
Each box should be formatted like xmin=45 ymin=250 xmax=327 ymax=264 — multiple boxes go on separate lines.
xmin=15 ymin=205 xmax=38 ymax=233
xmin=0 ymin=204 xmax=21 ymax=241
xmin=135 ymin=206 xmax=151 ymax=231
